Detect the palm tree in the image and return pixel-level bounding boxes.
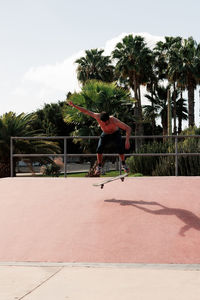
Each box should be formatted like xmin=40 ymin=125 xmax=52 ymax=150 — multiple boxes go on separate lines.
xmin=172 ymin=37 xmax=200 ymax=127
xmin=0 ymin=112 xmax=60 ymax=178
xmin=33 ymin=102 xmax=74 ymax=136
xmin=176 ymin=96 xmax=188 ymax=133
xmin=75 ymin=49 xmax=115 ymax=85
xmin=154 ymin=37 xmax=182 ymax=80
xmin=143 ymin=85 xmax=170 ymax=136
xmin=112 ymin=35 xmax=153 ymax=137
xmin=33 ymin=102 xmax=78 ymax=154
xmin=154 ymin=36 xmax=183 ymax=134
xmin=144 ymin=85 xmax=188 ymax=135
xmin=167 ymin=38 xmax=183 ymax=134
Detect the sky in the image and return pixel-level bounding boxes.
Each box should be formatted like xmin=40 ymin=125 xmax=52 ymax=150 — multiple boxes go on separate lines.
xmin=0 ymin=0 xmax=200 ymax=125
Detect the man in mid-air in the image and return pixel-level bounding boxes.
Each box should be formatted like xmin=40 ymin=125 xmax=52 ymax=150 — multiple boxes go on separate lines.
xmin=68 ymin=100 xmax=131 ymax=175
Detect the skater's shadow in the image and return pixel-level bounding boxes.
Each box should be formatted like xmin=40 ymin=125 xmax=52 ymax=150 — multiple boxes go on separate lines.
xmin=105 ymin=199 xmax=200 ymax=237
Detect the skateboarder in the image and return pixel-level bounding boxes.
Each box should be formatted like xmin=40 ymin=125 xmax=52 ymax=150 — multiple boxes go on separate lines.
xmin=67 ymin=101 xmax=131 ymax=175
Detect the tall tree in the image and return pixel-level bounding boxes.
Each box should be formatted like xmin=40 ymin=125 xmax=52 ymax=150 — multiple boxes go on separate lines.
xmin=144 ymin=85 xmax=170 ymax=136
xmin=168 ymin=37 xmax=200 ymax=127
xmin=32 ymin=101 xmax=77 ymax=154
xmin=176 ymin=96 xmax=188 ymax=133
xmin=144 ymin=85 xmax=188 ymax=135
xmin=154 ymin=36 xmax=183 ymax=134
xmin=0 ymin=112 xmax=60 ymax=178
xmin=75 ymin=49 xmax=114 ymax=85
xmin=112 ymin=35 xmax=153 ymax=137
xmin=33 ymin=102 xmax=73 ymax=136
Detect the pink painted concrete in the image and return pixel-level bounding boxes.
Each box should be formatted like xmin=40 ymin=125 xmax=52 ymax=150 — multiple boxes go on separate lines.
xmin=0 ymin=177 xmax=200 ymax=263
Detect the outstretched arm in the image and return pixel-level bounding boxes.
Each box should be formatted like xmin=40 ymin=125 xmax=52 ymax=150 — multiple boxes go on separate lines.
xmin=67 ymin=100 xmax=99 ymax=119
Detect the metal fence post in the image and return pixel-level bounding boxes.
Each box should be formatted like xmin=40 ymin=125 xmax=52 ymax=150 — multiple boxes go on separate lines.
xmin=10 ymin=137 xmax=14 ymax=177
xmin=64 ymin=138 xmax=67 ymax=177
xmin=175 ymin=136 xmax=178 ymax=176
xmin=119 ymin=157 xmax=122 ymax=175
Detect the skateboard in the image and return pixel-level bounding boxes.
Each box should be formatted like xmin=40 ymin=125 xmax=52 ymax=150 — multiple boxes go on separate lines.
xmin=93 ymin=173 xmax=128 ymax=189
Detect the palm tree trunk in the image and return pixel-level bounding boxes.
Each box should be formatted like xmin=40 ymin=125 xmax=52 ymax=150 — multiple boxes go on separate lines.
xmin=178 ymin=116 xmax=182 ymax=134
xmin=167 ymin=89 xmax=172 ymax=136
xmin=137 ymin=85 xmax=143 ymax=136
xmin=132 ymin=76 xmax=143 ymax=151
xmin=132 ymin=75 xmax=140 ymax=128
xmin=173 ymin=83 xmax=177 ymax=134
xmin=162 ymin=119 xmax=168 ymax=136
xmin=150 ymin=86 xmax=156 ymax=135
xmin=135 ymin=87 xmax=143 ymax=151
xmin=188 ymin=84 xmax=195 ymax=127
xmin=178 ymin=92 xmax=183 ymax=134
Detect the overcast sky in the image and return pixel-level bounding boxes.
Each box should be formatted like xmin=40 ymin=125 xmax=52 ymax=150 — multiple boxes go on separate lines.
xmin=0 ymin=0 xmax=200 ymax=125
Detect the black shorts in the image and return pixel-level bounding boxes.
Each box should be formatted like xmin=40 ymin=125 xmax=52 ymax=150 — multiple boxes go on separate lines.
xmin=96 ymin=130 xmax=124 ymax=154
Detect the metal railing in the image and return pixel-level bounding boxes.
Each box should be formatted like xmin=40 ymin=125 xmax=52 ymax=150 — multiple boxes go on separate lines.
xmin=10 ymin=135 xmax=200 ymax=177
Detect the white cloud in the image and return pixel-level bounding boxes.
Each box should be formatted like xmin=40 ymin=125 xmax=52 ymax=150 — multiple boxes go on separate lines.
xmin=10 ymin=32 xmax=165 ymax=114
xmin=11 ymin=51 xmax=84 ymax=113
xmin=8 ymin=31 xmax=199 ymax=127
xmin=103 ymin=32 xmax=164 ymax=54
xmin=23 ymin=52 xmax=83 ymax=91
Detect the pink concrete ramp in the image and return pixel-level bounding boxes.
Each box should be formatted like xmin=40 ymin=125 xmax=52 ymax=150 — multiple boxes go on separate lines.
xmin=0 ymin=177 xmax=200 ymax=263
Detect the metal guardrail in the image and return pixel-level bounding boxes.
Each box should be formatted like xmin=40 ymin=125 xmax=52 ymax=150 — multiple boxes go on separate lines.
xmin=10 ymin=135 xmax=200 ymax=177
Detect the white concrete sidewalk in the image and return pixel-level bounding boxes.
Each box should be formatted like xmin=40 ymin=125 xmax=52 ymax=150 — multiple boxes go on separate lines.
xmin=1 ymin=263 xmax=200 ymax=300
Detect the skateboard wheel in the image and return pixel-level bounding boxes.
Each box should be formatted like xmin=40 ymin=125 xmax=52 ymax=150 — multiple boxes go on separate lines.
xmin=101 ymin=184 xmax=104 ymax=189
xmin=121 ymin=178 xmax=124 ymax=182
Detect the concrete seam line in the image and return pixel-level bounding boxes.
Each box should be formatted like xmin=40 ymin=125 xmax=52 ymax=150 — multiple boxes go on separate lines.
xmin=1 ymin=262 xmax=200 ymax=270
xmin=18 ymin=267 xmax=64 ymax=300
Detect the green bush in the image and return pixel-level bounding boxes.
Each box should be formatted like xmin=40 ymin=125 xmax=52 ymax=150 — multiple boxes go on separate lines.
xmin=152 ymin=156 xmax=175 ymax=176
xmin=42 ymin=163 xmax=61 ymax=177
xmin=126 ymin=131 xmax=200 ymax=176
xmin=177 ymin=127 xmax=200 ymax=175
xmin=126 ymin=140 xmax=172 ymax=175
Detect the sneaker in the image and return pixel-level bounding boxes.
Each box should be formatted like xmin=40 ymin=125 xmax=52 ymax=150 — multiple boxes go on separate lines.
xmin=122 ymin=164 xmax=129 ymax=173
xmin=95 ymin=165 xmax=102 ymax=176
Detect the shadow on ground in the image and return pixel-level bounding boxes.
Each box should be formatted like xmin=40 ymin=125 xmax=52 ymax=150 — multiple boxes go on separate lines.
xmin=105 ymin=199 xmax=200 ymax=237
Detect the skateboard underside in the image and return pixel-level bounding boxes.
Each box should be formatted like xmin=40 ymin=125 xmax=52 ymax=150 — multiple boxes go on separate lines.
xmin=93 ymin=173 xmax=128 ymax=189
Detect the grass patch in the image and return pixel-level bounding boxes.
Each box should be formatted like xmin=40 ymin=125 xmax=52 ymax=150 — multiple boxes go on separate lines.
xmin=60 ymin=171 xmax=143 ymax=177
xmin=34 ymin=171 xmax=143 ymax=178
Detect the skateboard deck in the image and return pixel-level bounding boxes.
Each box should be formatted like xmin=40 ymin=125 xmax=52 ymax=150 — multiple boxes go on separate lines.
xmin=93 ymin=173 xmax=128 ymax=189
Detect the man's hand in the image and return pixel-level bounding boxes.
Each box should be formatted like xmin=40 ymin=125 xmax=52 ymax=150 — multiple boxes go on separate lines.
xmin=125 ymin=139 xmax=130 ymax=150
xmin=66 ymin=101 xmax=96 ymax=118
xmin=67 ymin=100 xmax=74 ymax=107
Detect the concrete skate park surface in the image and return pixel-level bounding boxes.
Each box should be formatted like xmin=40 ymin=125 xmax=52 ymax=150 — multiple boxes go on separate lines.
xmin=0 ymin=176 xmax=200 ymax=264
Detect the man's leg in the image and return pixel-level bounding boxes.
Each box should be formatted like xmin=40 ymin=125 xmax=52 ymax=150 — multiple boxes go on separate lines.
xmin=119 ymin=154 xmax=129 ymax=172
xmin=95 ymin=153 xmax=103 ymax=175
xmin=96 ymin=133 xmax=107 ymax=175
xmin=97 ymin=153 xmax=103 ymax=166
xmin=114 ymin=131 xmax=129 ymax=173
xmin=119 ymin=154 xmax=125 ymax=163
